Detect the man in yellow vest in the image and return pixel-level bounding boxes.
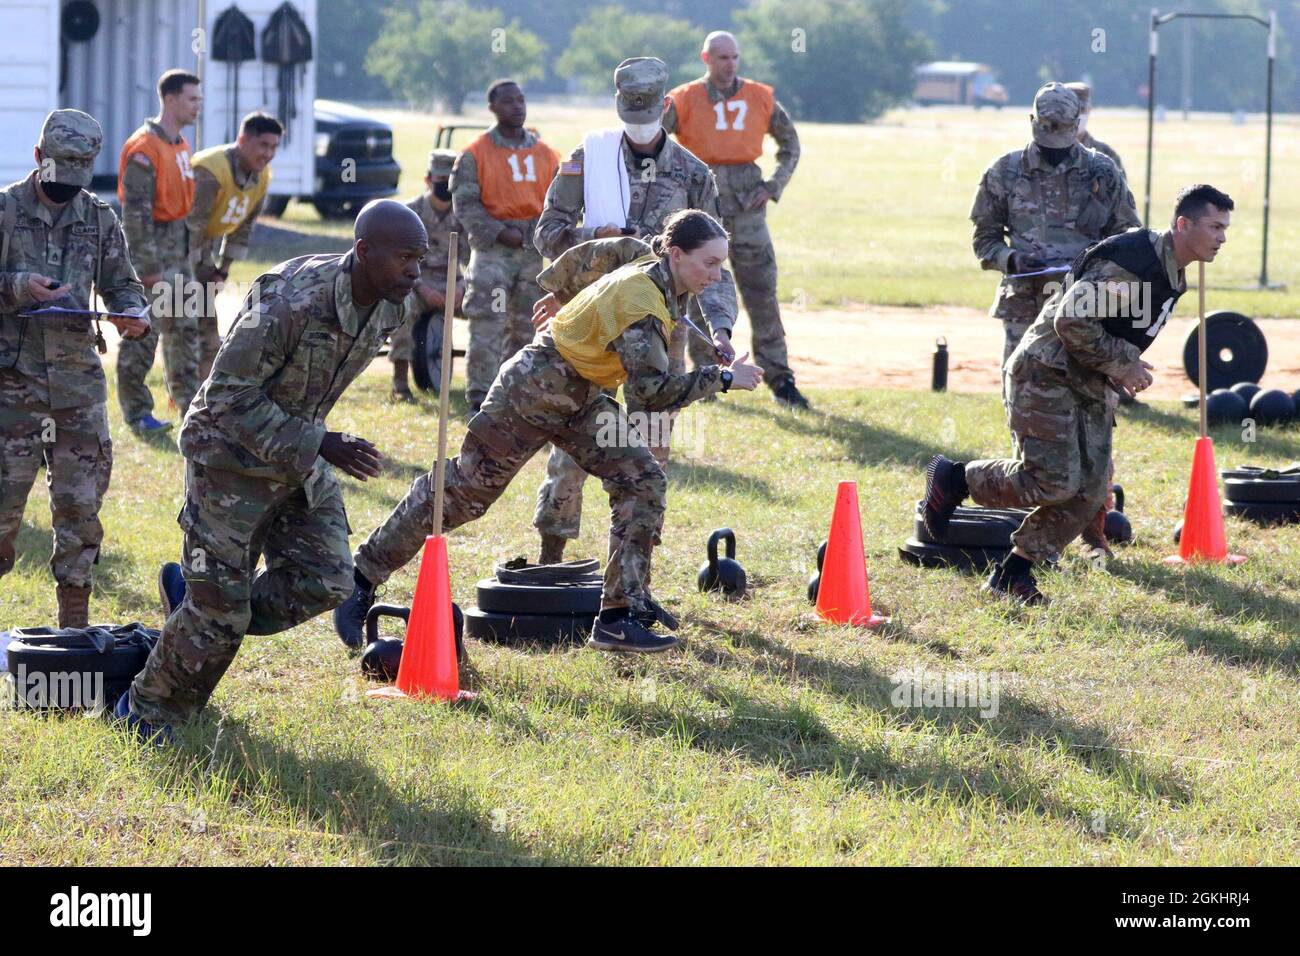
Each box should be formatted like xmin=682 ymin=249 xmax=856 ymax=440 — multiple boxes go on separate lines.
xmin=186 ymin=111 xmax=282 ymax=380
xmin=116 ymin=69 xmax=202 ymax=432
xmin=664 ymin=31 xmax=808 ymax=410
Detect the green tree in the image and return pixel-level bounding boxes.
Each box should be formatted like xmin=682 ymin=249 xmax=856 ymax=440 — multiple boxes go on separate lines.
xmin=557 ymin=7 xmax=703 ymax=95
xmin=736 ymin=0 xmax=930 ymax=122
xmin=366 ymin=1 xmax=547 ymax=114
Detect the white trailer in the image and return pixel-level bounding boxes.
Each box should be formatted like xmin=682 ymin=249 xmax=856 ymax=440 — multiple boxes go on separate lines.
xmin=0 ymin=0 xmax=316 ymax=200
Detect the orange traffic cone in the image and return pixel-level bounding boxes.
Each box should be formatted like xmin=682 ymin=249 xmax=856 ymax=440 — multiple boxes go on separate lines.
xmin=367 ymin=535 xmax=474 ymax=702
xmin=816 ymin=481 xmax=889 ymax=628
xmin=1165 ymin=437 xmax=1247 ymax=565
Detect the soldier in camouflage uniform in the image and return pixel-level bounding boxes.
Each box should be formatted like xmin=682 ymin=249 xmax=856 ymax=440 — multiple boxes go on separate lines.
xmin=452 ymin=80 xmax=560 ymax=412
xmin=336 ymin=211 xmax=764 ymax=654
xmin=0 ymin=110 xmax=149 ymax=627
xmin=923 ymin=186 xmax=1233 ymax=606
xmin=1066 ymin=83 xmax=1125 ymax=177
xmin=531 ymin=56 xmax=739 ymax=565
xmin=116 ymin=70 xmax=204 ymax=431
xmin=186 ymin=112 xmax=283 ymax=381
xmin=120 ymin=200 xmax=427 ymax=732
xmin=389 ymin=149 xmax=468 ymax=402
xmin=663 ymin=31 xmax=809 ymax=410
xmin=970 ymin=82 xmax=1139 ymax=367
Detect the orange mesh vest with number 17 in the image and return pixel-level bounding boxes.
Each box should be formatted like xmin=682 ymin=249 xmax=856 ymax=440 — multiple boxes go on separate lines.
xmin=117 ymin=128 xmax=195 ymax=222
xmin=464 ymin=133 xmax=560 ymax=221
xmin=669 ymin=79 xmax=774 ymax=166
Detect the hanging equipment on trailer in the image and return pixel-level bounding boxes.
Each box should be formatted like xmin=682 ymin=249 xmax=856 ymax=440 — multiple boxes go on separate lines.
xmin=261 ymin=1 xmax=313 ymax=145
xmin=212 ymin=4 xmax=258 ymax=142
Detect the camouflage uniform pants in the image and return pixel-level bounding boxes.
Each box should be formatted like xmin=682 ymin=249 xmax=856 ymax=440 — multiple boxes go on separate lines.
xmin=994 ymin=274 xmax=1058 ymax=369
xmin=388 ymin=310 xmax=418 ymax=364
xmin=462 ymin=245 xmax=542 ymax=406
xmin=116 ymin=266 xmax=201 ymax=421
xmin=687 ymin=206 xmax=792 ymax=386
xmin=355 ymin=340 xmax=665 ymax=613
xmin=0 ymin=372 xmax=111 ymax=588
xmin=964 ymin=357 xmax=1112 ymax=563
xmin=532 ymin=321 xmax=686 ymax=551
xmin=198 ymin=288 xmax=221 ymax=383
xmin=130 ymin=460 xmax=355 ymax=724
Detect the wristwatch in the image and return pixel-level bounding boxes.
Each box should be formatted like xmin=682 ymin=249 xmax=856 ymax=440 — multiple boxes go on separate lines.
xmin=720 ymin=369 xmax=733 ymax=393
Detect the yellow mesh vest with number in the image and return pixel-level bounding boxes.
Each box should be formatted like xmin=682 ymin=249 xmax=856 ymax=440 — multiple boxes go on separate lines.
xmin=550 ymin=257 xmax=675 ymax=388
xmin=192 ymin=145 xmax=271 ymax=240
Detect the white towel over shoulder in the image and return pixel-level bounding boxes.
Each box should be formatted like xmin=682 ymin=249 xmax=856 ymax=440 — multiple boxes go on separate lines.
xmin=581 ymin=129 xmax=630 ymax=231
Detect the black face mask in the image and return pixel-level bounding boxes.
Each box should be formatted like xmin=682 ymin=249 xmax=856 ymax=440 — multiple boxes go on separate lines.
xmin=432 ymin=181 xmax=452 ymax=202
xmin=41 ymin=181 xmax=82 ymax=203
xmin=1039 ymin=145 xmax=1072 ymax=168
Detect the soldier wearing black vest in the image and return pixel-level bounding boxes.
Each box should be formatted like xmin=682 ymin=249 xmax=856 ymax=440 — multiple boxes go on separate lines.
xmin=921 ymin=185 xmax=1234 ymax=605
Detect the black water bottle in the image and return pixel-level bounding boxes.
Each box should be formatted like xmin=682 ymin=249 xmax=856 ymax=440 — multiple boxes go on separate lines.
xmin=932 ymin=337 xmax=949 ymax=392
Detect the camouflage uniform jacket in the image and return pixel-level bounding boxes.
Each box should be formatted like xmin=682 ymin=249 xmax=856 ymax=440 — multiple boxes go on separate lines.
xmin=536 ymin=236 xmax=724 ymax=411
xmin=1079 ymin=131 xmax=1124 ymax=177
xmin=450 ymin=125 xmax=550 ymax=253
xmin=533 ymin=133 xmax=736 ymax=335
xmin=1015 ymin=228 xmax=1185 ymax=403
xmin=186 ymin=145 xmax=263 ymax=272
xmin=971 ymin=142 xmax=1139 ymax=316
xmin=662 ymin=76 xmax=801 ymax=211
xmin=178 ymin=251 xmax=413 ymax=503
xmin=0 ymin=172 xmax=147 ymax=409
xmin=120 ymin=119 xmax=191 ymax=276
xmin=405 ymin=192 xmax=469 ymax=288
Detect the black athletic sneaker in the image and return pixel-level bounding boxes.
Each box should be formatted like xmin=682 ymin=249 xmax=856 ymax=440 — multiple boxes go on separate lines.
xmin=588 ymin=616 xmax=678 ymax=653
xmin=333 ymin=572 xmax=376 ymax=648
xmin=984 ymin=568 xmax=1049 ymax=606
xmin=634 ymin=596 xmax=679 ymax=631
xmin=158 ymin=562 xmax=186 ymax=617
xmin=772 ymin=379 xmax=811 ymax=410
xmin=922 ymin=454 xmax=968 ymax=541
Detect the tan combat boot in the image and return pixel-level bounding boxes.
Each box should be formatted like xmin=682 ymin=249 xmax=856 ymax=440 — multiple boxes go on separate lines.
xmin=1080 ymin=505 xmax=1113 ymax=560
xmin=56 ymin=585 xmax=92 ymax=630
xmin=538 ymin=533 xmax=567 ymax=565
xmin=391 ymin=360 xmax=416 ymax=403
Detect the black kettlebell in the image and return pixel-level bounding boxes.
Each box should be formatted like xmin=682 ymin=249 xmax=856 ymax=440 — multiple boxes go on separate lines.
xmin=1112 ymin=483 xmax=1125 ymax=514
xmin=807 ymin=539 xmax=827 ymax=604
xmin=360 ymin=602 xmax=465 ymax=681
xmin=698 ymin=528 xmax=746 ymax=600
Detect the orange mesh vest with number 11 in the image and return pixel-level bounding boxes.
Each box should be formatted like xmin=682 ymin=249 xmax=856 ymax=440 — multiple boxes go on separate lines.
xmin=669 ymin=79 xmax=774 ymax=166
xmin=464 ymin=133 xmax=560 ymax=221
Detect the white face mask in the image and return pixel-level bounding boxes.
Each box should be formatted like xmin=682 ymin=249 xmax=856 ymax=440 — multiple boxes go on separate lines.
xmin=1077 ymin=113 xmax=1089 ymax=135
xmin=623 ymin=120 xmax=662 ymax=145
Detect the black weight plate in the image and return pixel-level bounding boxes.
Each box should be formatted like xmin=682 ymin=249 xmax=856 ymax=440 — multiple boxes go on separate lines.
xmin=5 ymin=638 xmax=147 ymax=709
xmin=494 ymin=559 xmax=601 ymax=584
xmin=476 ymin=577 xmax=602 ymax=615
xmin=463 ymin=607 xmax=593 ymax=646
xmin=1222 ymin=477 xmax=1300 ymax=504
xmin=912 ymin=501 xmax=1027 ymax=547
xmin=897 ymin=538 xmax=1010 ymax=573
xmin=1220 ymin=464 xmax=1300 ymax=481
xmin=1183 ymin=311 xmax=1268 ymax=391
xmin=410 ymin=312 xmax=444 ymax=393
xmin=1224 ymin=501 xmax=1300 ymax=525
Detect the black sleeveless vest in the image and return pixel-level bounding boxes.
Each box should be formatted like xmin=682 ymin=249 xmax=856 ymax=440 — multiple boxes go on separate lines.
xmin=1068 ymin=230 xmax=1183 ymax=354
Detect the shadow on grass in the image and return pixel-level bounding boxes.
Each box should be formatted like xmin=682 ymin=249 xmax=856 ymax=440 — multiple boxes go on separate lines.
xmin=666 ymin=459 xmax=787 ymax=503
xmin=724 ymin=401 xmax=983 ymax=468
xmin=13 ymin=521 xmax=160 ymax=615
xmin=157 ymin=712 xmax=553 ymax=865
xmin=1112 ymin=560 xmax=1300 ymax=672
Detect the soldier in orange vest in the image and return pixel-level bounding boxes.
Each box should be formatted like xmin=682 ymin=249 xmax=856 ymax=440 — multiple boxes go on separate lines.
xmin=451 ymin=80 xmax=560 ymax=412
xmin=665 ymin=31 xmax=808 ymax=410
xmin=116 ymin=69 xmax=202 ymax=432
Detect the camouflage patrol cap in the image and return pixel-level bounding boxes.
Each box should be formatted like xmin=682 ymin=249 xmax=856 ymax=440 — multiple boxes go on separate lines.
xmin=614 ymin=57 xmax=669 ymax=123
xmin=38 ymin=109 xmax=103 ymax=187
xmin=427 ymin=149 xmax=456 ymax=178
xmin=1031 ymin=83 xmax=1081 ymax=148
xmin=1064 ymin=82 xmax=1093 ymax=110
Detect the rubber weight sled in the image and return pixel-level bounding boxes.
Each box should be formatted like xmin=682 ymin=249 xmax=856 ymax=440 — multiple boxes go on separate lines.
xmin=3 ymin=624 xmax=158 ymax=710
xmin=463 ymin=608 xmax=593 ymax=646
xmin=911 ymin=501 xmax=1028 ymax=548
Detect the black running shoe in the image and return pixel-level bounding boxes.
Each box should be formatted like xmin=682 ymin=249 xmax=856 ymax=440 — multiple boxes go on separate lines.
xmin=333 ymin=573 xmax=377 ymax=648
xmin=588 ymin=616 xmax=678 ymax=653
xmin=984 ymin=568 xmax=1049 ymax=607
xmin=772 ymin=379 xmax=811 ymax=410
xmin=634 ymin=596 xmax=679 ymax=631
xmin=922 ymin=454 xmax=967 ymax=541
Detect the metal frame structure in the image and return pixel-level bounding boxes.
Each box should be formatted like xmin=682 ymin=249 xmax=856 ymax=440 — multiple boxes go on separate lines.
xmin=1144 ymin=8 xmax=1278 ymax=288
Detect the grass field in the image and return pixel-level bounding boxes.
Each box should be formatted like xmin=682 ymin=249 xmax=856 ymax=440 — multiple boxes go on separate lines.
xmin=4 ymin=373 xmax=1300 ymax=864
xmin=4 ymin=104 xmax=1300 ymax=866
xmin=240 ymin=103 xmax=1300 ymax=317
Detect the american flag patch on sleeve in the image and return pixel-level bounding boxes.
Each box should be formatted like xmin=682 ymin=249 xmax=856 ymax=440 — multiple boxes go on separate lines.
xmin=560 ymin=160 xmax=582 ymax=175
